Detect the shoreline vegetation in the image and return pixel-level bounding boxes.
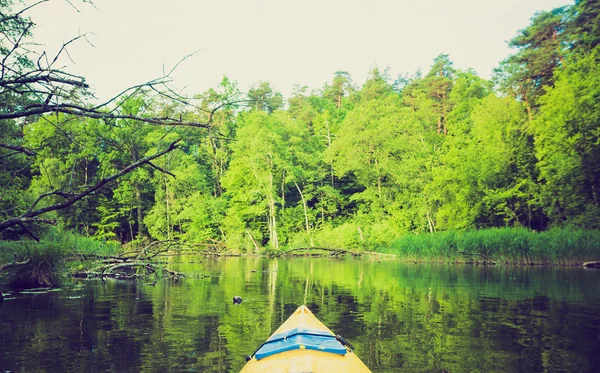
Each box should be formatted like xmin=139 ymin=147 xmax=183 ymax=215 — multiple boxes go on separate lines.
xmin=1 ymin=227 xmax=599 ymax=288
xmin=2 ymin=2 xmax=600 ymax=288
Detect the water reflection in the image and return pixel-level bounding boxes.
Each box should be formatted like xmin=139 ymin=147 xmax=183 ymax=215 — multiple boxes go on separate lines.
xmin=0 ymin=258 xmax=599 ymax=372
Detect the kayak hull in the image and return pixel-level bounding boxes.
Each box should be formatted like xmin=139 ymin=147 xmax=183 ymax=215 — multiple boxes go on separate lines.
xmin=239 ymin=306 xmax=371 ymax=373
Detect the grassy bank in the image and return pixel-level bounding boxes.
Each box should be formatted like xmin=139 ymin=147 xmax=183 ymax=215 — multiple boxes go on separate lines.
xmin=0 ymin=229 xmax=121 ymax=288
xmin=381 ymin=228 xmax=600 ymax=265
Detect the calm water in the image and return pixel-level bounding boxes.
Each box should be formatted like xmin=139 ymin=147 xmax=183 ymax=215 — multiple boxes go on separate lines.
xmin=1 ymin=257 xmax=599 ymax=372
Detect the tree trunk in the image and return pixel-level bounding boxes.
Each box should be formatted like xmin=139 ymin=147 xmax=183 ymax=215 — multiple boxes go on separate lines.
xmin=357 ymin=225 xmax=364 ymax=241
xmin=136 ymin=187 xmax=144 ymax=238
xmin=375 ymin=158 xmax=382 ymax=199
xmin=268 ymin=171 xmax=279 ymax=250
xmin=269 ymin=196 xmax=279 ymax=250
xmin=442 ymin=91 xmax=447 ymax=135
xmin=246 ymin=230 xmax=260 ymax=253
xmin=325 ymin=119 xmax=335 ymax=188
xmin=164 ymin=176 xmax=171 ymax=239
xmin=294 ymin=180 xmax=313 ymax=247
xmin=281 ymin=170 xmax=286 ymax=221
xmin=426 ymin=211 xmax=436 ymax=233
xmin=526 ymin=101 xmax=533 ymax=123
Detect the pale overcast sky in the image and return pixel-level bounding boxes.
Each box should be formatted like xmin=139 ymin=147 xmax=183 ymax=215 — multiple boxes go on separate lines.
xmin=26 ymin=0 xmax=573 ymax=101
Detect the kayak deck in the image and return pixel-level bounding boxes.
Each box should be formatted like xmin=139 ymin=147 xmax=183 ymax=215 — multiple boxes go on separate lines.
xmin=240 ymin=305 xmax=372 ymax=373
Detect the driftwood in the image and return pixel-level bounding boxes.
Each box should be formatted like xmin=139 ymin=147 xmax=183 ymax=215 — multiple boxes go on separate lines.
xmin=274 ymin=247 xmax=396 ymax=258
xmin=0 ymin=259 xmax=32 ymax=273
xmin=459 ymin=251 xmax=497 ymax=265
xmin=583 ymin=261 xmax=600 ymax=268
xmin=71 ymin=240 xmax=185 ymax=281
xmin=171 ymin=239 xmax=234 ymax=253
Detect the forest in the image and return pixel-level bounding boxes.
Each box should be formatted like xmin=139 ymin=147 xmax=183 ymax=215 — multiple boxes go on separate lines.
xmin=1 ymin=0 xmax=600 ymax=257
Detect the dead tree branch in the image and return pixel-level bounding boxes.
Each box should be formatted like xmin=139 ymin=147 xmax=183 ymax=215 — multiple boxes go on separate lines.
xmin=0 ymin=139 xmax=181 ymax=232
xmin=0 ymin=143 xmax=37 ymax=156
xmin=147 ymin=161 xmax=176 ymax=178
xmin=0 ymin=0 xmax=234 ymax=238
xmin=0 ymin=259 xmax=32 ymax=273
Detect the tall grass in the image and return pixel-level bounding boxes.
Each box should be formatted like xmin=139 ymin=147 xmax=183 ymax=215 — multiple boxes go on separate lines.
xmin=43 ymin=227 xmax=122 ymax=256
xmin=0 ymin=240 xmax=65 ymax=287
xmin=0 ymin=229 xmax=122 ymax=288
xmin=383 ymin=228 xmax=600 ymax=265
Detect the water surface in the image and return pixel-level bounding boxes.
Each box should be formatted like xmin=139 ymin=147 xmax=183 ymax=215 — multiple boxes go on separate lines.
xmin=1 ymin=257 xmax=599 ymax=372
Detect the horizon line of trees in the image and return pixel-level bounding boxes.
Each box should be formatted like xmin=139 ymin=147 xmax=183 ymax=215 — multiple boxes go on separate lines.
xmin=1 ymin=0 xmax=599 ymax=251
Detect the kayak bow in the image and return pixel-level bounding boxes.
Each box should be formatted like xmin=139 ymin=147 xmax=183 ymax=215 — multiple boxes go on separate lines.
xmin=240 ymin=305 xmax=372 ymax=373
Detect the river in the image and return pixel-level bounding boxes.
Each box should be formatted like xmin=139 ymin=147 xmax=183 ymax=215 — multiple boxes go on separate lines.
xmin=1 ymin=257 xmax=599 ymax=372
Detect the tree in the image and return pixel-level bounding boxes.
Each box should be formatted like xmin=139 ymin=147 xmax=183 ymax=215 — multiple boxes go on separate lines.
xmin=247 ymin=82 xmax=284 ymax=113
xmin=532 ymin=47 xmax=600 ymax=227
xmin=495 ymin=8 xmax=568 ymax=120
xmin=323 ymin=71 xmax=355 ymax=109
xmin=423 ymin=54 xmax=455 ymax=135
xmin=0 ymin=1 xmax=217 ymax=238
xmin=567 ymin=0 xmax=600 ymax=53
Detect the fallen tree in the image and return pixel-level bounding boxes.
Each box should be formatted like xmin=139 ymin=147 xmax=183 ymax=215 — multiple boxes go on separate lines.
xmin=272 ymin=247 xmax=397 ymax=258
xmin=71 ymin=240 xmax=184 ymax=281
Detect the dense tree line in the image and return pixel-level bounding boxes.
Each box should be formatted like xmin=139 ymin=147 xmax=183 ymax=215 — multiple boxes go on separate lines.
xmin=1 ymin=1 xmax=599 ymax=250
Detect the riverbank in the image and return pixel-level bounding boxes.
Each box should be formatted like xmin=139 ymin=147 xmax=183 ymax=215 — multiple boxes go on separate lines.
xmin=381 ymin=228 xmax=600 ymax=265
xmin=0 ymin=231 xmax=121 ymax=287
xmin=1 ymin=227 xmax=599 ymax=288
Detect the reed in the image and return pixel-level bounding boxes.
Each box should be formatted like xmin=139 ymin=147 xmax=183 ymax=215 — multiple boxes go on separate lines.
xmin=0 ymin=240 xmax=65 ymax=287
xmin=0 ymin=230 xmax=121 ymax=288
xmin=383 ymin=228 xmax=600 ymax=265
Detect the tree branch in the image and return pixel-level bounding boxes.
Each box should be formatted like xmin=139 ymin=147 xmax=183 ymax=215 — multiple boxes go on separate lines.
xmin=0 ymin=139 xmax=182 ymax=232
xmin=147 ymin=161 xmax=176 ymax=178
xmin=0 ymin=259 xmax=32 ymax=273
xmin=0 ymin=104 xmax=211 ymax=127
xmin=0 ymin=143 xmax=37 ymax=156
xmin=18 ymin=223 xmax=40 ymax=242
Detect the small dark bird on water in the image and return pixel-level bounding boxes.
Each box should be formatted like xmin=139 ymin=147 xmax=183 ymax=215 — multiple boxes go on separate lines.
xmin=233 ymin=296 xmax=242 ymax=305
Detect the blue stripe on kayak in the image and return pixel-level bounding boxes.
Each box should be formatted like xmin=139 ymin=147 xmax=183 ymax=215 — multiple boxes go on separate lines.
xmin=268 ymin=327 xmax=334 ymax=341
xmin=255 ymin=328 xmax=347 ymax=360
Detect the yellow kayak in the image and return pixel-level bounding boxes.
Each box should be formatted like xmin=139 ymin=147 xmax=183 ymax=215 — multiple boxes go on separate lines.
xmin=240 ymin=305 xmax=372 ymax=373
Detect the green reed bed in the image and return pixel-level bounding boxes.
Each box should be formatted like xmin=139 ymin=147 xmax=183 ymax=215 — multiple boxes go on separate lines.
xmin=384 ymin=228 xmax=600 ymax=265
xmin=0 ymin=240 xmax=66 ymax=287
xmin=0 ymin=229 xmax=122 ymax=288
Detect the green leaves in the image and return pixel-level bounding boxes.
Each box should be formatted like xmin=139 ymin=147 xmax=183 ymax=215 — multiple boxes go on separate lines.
xmin=532 ymin=47 xmax=600 ymax=227
xmin=3 ymin=0 xmax=600 ymax=248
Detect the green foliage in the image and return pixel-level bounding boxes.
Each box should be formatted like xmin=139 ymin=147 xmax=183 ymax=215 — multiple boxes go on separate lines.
xmin=2 ymin=1 xmax=600 ymax=263
xmin=533 ymin=47 xmax=600 ymax=228
xmin=0 ymin=239 xmax=65 ymax=288
xmin=495 ymin=8 xmax=567 ymax=109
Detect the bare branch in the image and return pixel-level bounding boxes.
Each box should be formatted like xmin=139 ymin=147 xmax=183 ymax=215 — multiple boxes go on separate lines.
xmin=0 ymin=140 xmax=182 ymax=232
xmin=147 ymin=161 xmax=176 ymax=178
xmin=1 ymin=73 xmax=88 ymax=89
xmin=28 ymin=190 xmax=76 ymax=213
xmin=0 ymin=104 xmax=212 ymax=127
xmin=0 ymin=0 xmax=49 ymax=24
xmin=0 ymin=143 xmax=37 ymax=156
xmin=164 ymin=49 xmax=204 ymax=78
xmin=0 ymin=259 xmax=32 ymax=273
xmin=48 ymin=33 xmax=91 ymax=68
xmin=91 ymin=77 xmax=172 ymax=111
xmin=18 ymin=223 xmax=40 ymax=241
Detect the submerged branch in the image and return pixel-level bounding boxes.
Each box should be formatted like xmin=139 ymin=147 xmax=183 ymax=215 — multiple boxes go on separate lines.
xmin=274 ymin=247 xmax=395 ymax=258
xmin=0 ymin=259 xmax=32 ymax=273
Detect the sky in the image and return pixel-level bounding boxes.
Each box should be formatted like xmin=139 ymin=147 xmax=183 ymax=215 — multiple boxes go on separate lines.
xmin=25 ymin=0 xmax=573 ymax=102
